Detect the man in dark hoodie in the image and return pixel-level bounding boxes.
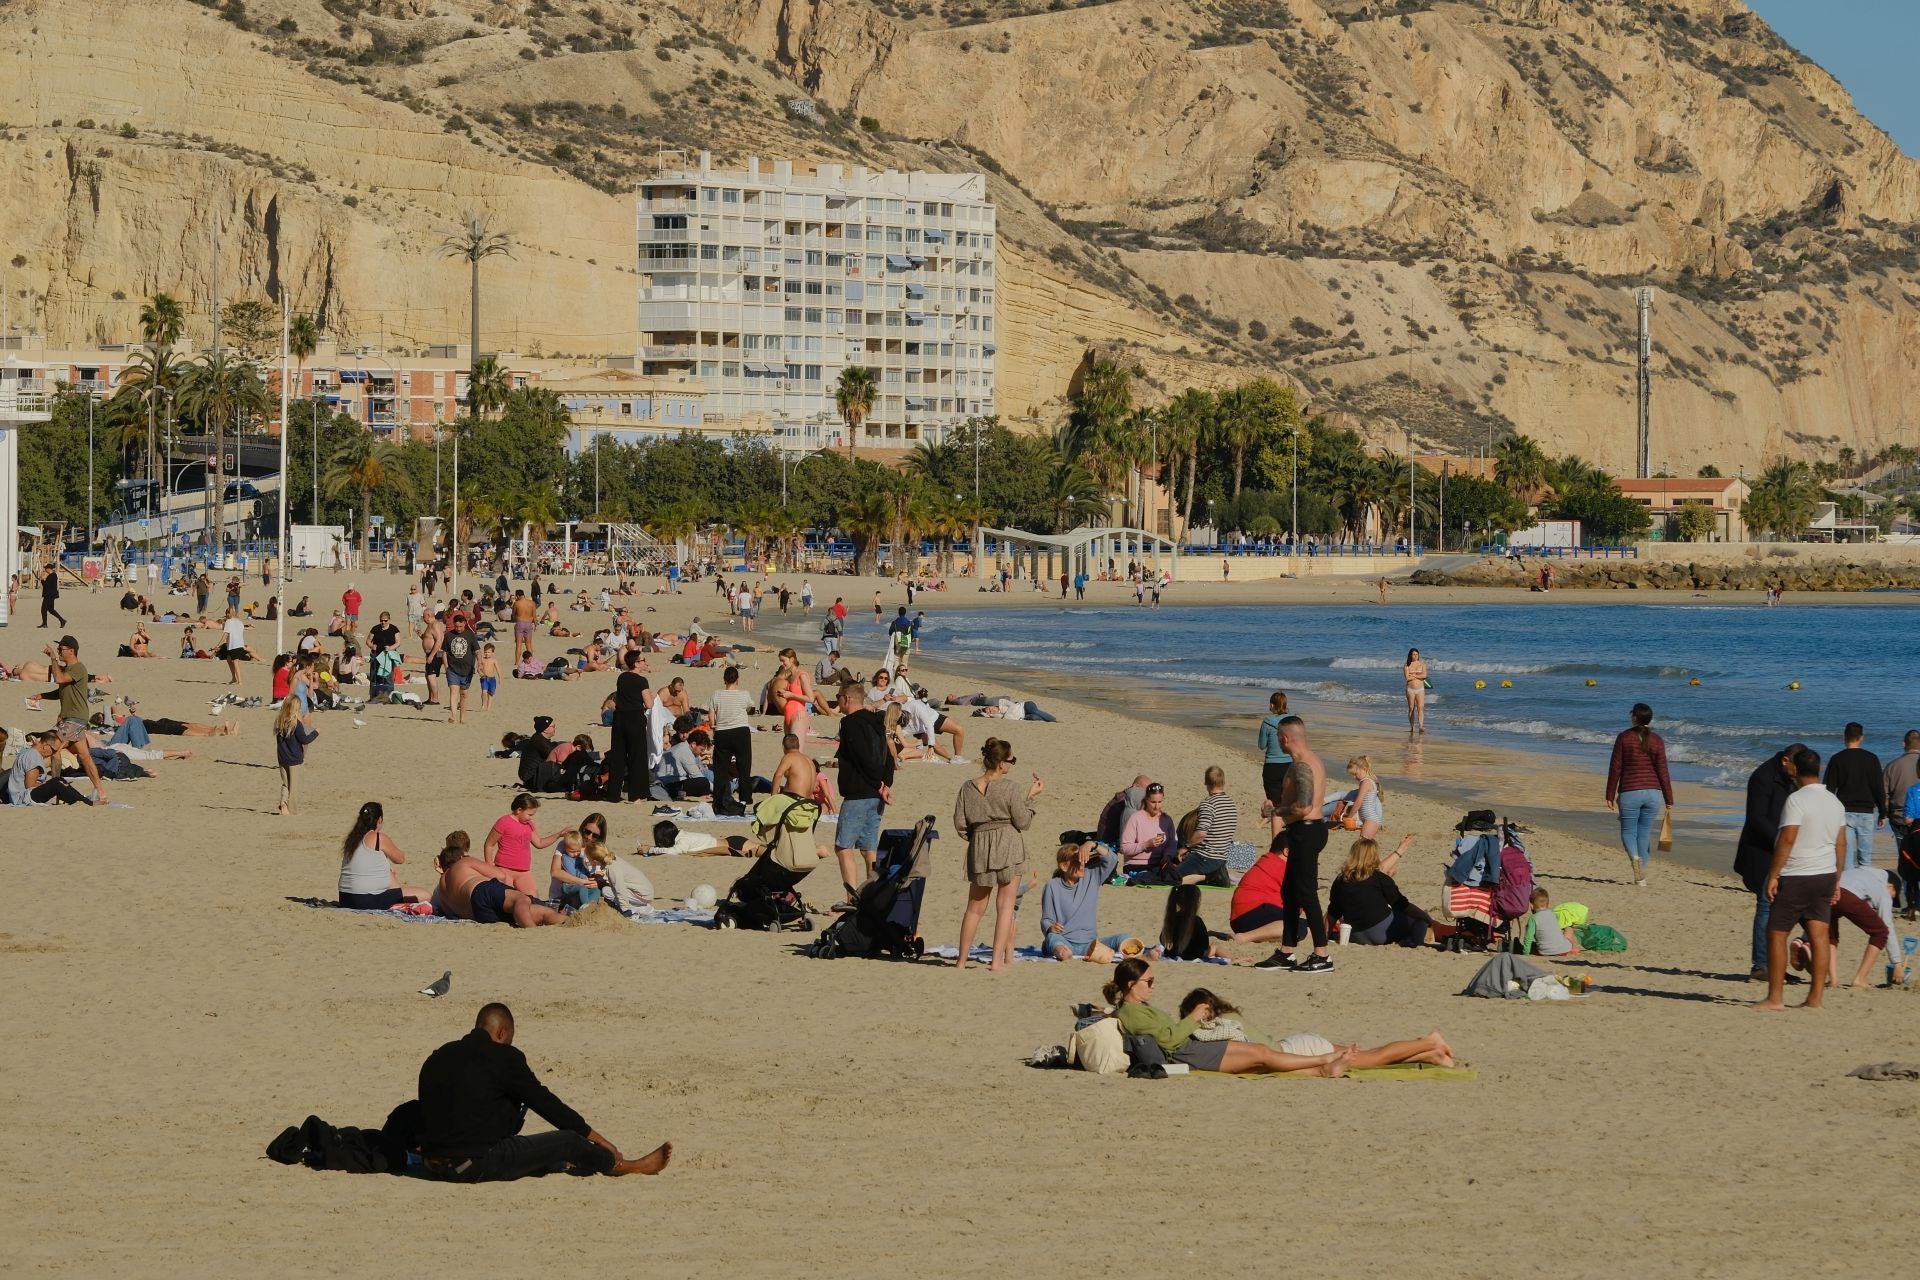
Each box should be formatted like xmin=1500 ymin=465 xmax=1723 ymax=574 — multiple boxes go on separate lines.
xmin=1736 ymin=743 xmax=1806 ymax=982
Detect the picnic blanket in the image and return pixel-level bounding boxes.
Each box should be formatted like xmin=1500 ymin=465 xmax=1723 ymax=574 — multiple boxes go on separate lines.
xmin=285 ymin=896 xmax=716 ymax=926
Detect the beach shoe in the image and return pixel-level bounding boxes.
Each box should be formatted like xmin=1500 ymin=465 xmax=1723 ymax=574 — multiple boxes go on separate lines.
xmin=1295 ymin=954 xmax=1334 ymax=975
xmin=1253 ymin=950 xmax=1297 ymax=971
xmin=1789 ymin=937 xmax=1812 ymax=973
xmin=1748 ymin=966 xmax=1768 ymax=982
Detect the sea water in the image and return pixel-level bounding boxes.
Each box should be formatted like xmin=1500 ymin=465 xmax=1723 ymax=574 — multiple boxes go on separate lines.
xmin=930 ymin=601 xmax=1920 ymax=817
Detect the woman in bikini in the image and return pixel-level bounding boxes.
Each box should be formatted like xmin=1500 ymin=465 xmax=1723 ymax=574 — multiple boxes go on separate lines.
xmin=772 ymin=648 xmax=815 ymax=742
xmin=1403 ymin=648 xmax=1429 ymax=734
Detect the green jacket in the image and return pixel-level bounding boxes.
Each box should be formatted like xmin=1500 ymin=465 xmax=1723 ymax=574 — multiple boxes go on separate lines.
xmin=1114 ymin=1000 xmax=1201 ymax=1053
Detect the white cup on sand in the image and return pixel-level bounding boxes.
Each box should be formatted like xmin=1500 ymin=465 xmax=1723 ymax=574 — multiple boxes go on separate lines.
xmin=1337 ymin=922 xmax=1353 ymax=945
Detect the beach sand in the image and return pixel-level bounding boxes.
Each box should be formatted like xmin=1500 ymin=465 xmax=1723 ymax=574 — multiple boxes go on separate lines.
xmin=2 ymin=568 xmax=1914 ymax=1278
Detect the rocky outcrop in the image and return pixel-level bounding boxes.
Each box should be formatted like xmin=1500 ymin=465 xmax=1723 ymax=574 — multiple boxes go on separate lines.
xmin=1414 ymin=554 xmax=1920 ymax=591
xmin=3 ymin=0 xmax=1919 ymax=458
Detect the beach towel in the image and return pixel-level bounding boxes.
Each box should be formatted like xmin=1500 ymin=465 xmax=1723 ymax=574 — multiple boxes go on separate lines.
xmin=1445 ymin=882 xmax=1496 ymax=926
xmin=284 ymin=896 xmax=478 ymax=923
xmin=1199 ymin=1065 xmax=1478 ymax=1082
xmin=926 ymin=944 xmax=1226 ymax=965
xmin=1462 ymin=952 xmax=1553 ymax=999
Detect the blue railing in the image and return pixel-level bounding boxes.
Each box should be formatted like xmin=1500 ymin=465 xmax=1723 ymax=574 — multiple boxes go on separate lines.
xmin=1477 ymin=544 xmax=1639 ymax=559
xmin=1180 ymin=542 xmax=1423 ymax=557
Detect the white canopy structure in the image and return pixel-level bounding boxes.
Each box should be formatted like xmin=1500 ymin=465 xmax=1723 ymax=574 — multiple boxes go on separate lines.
xmin=0 ymin=384 xmax=52 ymax=626
xmin=980 ymin=524 xmax=1179 ymax=582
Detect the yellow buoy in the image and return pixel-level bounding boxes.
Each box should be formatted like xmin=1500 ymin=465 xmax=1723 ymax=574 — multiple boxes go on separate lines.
xmin=1474 ymin=679 xmax=1486 ymax=689
xmin=1499 ymin=679 xmax=1513 ymax=689
xmin=1585 ymin=678 xmax=1598 ymax=687
xmin=1688 ymin=677 xmax=1700 ymax=687
xmin=1788 ymin=681 xmax=1801 ymax=691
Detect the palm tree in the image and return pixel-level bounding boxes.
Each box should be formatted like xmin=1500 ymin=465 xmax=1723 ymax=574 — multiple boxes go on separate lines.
xmin=1217 ymin=377 xmax=1297 ymax=499
xmin=643 ymin=499 xmax=703 ymax=559
xmin=903 ymin=437 xmax=961 ymax=488
xmin=1044 ymin=456 xmax=1104 ymax=534
xmin=440 ymin=211 xmax=513 ymax=418
xmin=324 ymin=433 xmax=417 ymax=567
xmin=469 ymin=355 xmax=511 ymax=420
xmin=1495 ymin=434 xmax=1551 ymax=502
xmin=288 ymin=313 xmax=319 ymax=396
xmin=177 ymin=351 xmax=269 ymax=547
xmin=1159 ymin=388 xmax=1213 ymax=540
xmin=1744 ymin=458 xmax=1823 ymax=539
xmin=835 ymin=366 xmax=877 ymax=464
xmin=102 ymin=344 xmax=181 ymax=488
xmin=139 ymin=293 xmax=186 ymax=347
xmin=841 ymin=488 xmax=894 ymax=575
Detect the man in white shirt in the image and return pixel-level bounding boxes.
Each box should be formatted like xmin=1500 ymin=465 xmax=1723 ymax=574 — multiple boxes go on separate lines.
xmin=1754 ymin=747 xmax=1848 ymax=1011
xmin=219 ymin=609 xmax=255 ymax=686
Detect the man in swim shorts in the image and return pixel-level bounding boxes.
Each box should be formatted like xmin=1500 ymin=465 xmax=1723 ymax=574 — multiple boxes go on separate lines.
xmin=436 ymin=846 xmax=564 ymax=927
xmin=511 ymin=590 xmax=538 ymax=663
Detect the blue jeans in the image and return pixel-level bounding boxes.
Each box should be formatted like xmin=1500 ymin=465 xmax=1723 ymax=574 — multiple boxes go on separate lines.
xmin=1844 ymin=811 xmax=1878 ymax=868
xmin=1751 ymin=889 xmax=1771 ymax=973
xmin=1045 ymin=930 xmax=1130 ymax=959
xmin=1616 ymin=789 xmax=1663 ymax=865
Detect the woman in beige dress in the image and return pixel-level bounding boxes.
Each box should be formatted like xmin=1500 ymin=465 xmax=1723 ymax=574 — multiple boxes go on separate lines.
xmin=953 ymin=737 xmax=1043 ymax=971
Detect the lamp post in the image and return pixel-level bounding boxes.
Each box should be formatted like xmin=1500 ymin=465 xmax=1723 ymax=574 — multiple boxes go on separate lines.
xmin=86 ymin=393 xmax=95 ymax=551
xmin=1406 ymin=425 xmax=1416 ymax=551
xmin=1289 ymin=425 xmax=1299 ymax=556
xmin=311 ymin=392 xmax=322 ymax=525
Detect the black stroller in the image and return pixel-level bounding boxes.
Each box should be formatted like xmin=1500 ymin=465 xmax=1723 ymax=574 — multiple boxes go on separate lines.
xmin=712 ymin=797 xmax=824 ymax=933
xmin=803 ymin=816 xmax=936 ymax=959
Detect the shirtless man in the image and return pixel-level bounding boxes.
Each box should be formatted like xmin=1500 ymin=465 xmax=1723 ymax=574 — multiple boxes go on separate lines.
xmin=418 ymin=611 xmax=444 ymax=706
xmin=436 ymin=845 xmax=565 ymax=927
xmin=1259 ymin=717 xmax=1335 ymax=975
xmin=511 ymin=590 xmax=538 ymax=665
xmin=658 ymin=676 xmax=691 ymax=720
xmin=770 ymin=733 xmax=817 ymax=801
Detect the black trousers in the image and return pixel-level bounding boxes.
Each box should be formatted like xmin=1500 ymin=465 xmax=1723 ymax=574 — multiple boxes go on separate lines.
xmin=1280 ymin=820 xmax=1329 ymax=949
xmin=710 ymin=726 xmax=752 ymax=810
xmin=421 ymin=1131 xmax=613 ymax=1182
xmin=607 ymin=713 xmax=651 ymax=804
xmin=41 ymin=596 xmax=64 ymax=627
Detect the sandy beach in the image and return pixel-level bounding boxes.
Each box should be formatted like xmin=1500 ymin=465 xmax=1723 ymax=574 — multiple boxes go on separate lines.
xmin=3 ymin=566 xmax=1915 ymax=1278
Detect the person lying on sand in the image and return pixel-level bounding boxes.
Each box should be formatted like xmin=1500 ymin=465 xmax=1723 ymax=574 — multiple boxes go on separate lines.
xmin=436 ymin=844 xmax=565 ymax=927
xmin=412 ymin=1002 xmax=671 ymax=1182
xmin=1176 ymin=986 xmax=1457 ymax=1071
xmin=104 ymin=701 xmax=239 ymax=739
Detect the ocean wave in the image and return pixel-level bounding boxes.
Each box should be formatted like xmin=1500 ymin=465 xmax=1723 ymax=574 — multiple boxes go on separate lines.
xmin=1154 ymin=671 xmax=1269 ymax=689
xmin=1446 ymin=716 xmax=1619 ymax=747
xmin=1662 ymin=718 xmax=1781 ymax=742
xmin=1328 ymin=656 xmax=1555 ymax=675
xmin=1308 ymin=681 xmax=1405 ymax=707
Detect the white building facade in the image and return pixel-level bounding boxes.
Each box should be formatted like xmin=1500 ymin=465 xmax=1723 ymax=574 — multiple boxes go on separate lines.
xmin=637 ymin=151 xmax=998 ymax=452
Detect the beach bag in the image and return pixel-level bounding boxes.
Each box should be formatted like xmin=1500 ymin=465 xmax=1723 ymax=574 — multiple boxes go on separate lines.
xmin=1069 ymin=1018 xmax=1128 ymax=1075
xmin=1571 ymin=923 xmax=1628 ymax=952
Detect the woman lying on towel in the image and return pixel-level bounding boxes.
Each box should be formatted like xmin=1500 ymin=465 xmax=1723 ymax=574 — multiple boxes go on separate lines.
xmin=1105 ymin=959 xmax=1349 ymax=1076
xmin=1173 ymin=987 xmax=1456 ymax=1071
xmin=1106 ymin=958 xmax=1456 ymax=1075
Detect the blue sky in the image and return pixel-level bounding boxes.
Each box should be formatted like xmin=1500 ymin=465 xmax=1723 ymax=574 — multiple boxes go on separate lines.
xmin=1746 ymin=1 xmax=1916 ymax=154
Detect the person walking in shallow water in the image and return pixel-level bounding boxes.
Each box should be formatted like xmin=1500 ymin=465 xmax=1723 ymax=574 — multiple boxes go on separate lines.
xmin=1402 ymin=649 xmax=1428 ymax=734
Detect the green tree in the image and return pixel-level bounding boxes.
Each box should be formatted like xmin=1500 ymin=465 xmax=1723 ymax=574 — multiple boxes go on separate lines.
xmin=1158 ymin=388 xmax=1214 ymax=540
xmin=100 ymin=344 xmax=182 ymax=486
xmin=220 ymin=299 xmax=277 ymax=359
xmin=1218 ymin=377 xmax=1299 ymax=499
xmin=325 ymin=434 xmax=417 ymax=565
xmin=17 ymin=390 xmax=118 ymax=537
xmin=1696 ymin=463 xmax=1722 ymax=479
xmin=1743 ymin=459 xmax=1822 ymax=539
xmin=468 ymin=355 xmax=511 ymax=420
xmin=441 ymin=211 xmax=513 ymax=417
xmin=176 ymin=351 xmax=269 ymax=547
xmin=289 ymin=313 xmax=319 ymax=393
xmin=139 ymin=293 xmax=186 ymax=347
xmin=1495 ymin=433 xmax=1550 ymax=502
xmin=1674 ymin=500 xmax=1716 ymax=542
xmin=841 ymin=488 xmax=894 ymax=575
xmin=834 ymin=365 xmax=877 ymax=465
xmin=1542 ymin=482 xmax=1650 ymax=543
xmin=1432 ymin=471 xmax=1528 ymax=541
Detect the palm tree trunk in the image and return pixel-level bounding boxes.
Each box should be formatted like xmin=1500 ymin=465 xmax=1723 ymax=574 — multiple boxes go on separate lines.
xmin=360 ymin=484 xmax=373 ymax=568
xmin=1182 ymin=444 xmax=1198 ymax=540
xmin=469 ymin=257 xmax=481 ymax=418
xmin=1232 ymin=446 xmax=1245 ymax=499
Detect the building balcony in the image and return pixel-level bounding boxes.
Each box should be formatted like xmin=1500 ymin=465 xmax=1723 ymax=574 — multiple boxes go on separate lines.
xmin=642 ymin=228 xmax=697 ymax=244
xmin=643 ymin=344 xmax=699 ymax=360
xmin=642 ymin=197 xmax=697 ymax=213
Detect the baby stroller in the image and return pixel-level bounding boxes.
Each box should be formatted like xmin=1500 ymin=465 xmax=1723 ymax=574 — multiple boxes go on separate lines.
xmin=712 ymin=795 xmax=824 ymax=933
xmin=803 ymin=816 xmax=937 ymax=960
xmin=1438 ymin=812 xmax=1517 ymax=953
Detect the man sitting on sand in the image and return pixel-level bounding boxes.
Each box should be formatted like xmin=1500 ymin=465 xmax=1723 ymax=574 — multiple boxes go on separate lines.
xmin=413 ymin=1002 xmax=671 ymax=1182
xmin=436 ymin=844 xmax=566 ymax=927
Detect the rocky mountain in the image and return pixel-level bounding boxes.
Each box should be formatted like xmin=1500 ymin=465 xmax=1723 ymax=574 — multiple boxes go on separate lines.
xmin=3 ymin=0 xmax=1917 ymax=473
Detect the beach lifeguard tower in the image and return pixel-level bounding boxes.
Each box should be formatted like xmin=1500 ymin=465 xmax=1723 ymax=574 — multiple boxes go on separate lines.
xmin=0 ymin=380 xmax=52 ymax=627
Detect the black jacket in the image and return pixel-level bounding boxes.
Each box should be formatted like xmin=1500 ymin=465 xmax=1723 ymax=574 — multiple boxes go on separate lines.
xmin=415 ymin=1029 xmax=590 ymax=1159
xmin=836 ymin=708 xmax=894 ymax=801
xmin=1734 ymin=752 xmax=1795 ymax=892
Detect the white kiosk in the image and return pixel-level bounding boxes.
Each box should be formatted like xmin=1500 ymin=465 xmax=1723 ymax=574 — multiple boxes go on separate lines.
xmin=0 ymin=384 xmax=52 ymax=627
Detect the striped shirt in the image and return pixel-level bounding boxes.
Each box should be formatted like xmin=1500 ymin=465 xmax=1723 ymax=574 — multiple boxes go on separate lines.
xmin=1197 ymin=791 xmax=1239 ymax=861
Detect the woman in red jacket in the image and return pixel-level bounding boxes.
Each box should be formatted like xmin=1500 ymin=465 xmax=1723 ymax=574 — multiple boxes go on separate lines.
xmin=1606 ymin=702 xmax=1673 ymax=887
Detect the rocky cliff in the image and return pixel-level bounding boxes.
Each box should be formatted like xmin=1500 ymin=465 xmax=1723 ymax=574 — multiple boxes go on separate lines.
xmin=3 ymin=0 xmax=1917 ymax=468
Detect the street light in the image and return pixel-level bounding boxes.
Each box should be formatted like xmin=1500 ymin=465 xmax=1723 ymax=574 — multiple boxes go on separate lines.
xmin=86 ymin=393 xmax=95 ymax=551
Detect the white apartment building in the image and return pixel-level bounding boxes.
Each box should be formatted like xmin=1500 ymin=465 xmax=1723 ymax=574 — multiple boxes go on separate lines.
xmin=637 ymin=151 xmax=998 ymax=452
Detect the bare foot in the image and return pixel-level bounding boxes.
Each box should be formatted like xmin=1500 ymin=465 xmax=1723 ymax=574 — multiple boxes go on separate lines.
xmin=1317 ymin=1047 xmax=1353 ymax=1079
xmin=222 ymin=722 xmax=240 ymax=736
xmin=276 ymin=804 xmax=290 ymax=816
xmin=1426 ymin=1032 xmax=1457 ymax=1068
xmin=1750 ymin=999 xmax=1788 ymax=1012
xmin=612 ymin=1141 xmax=672 ymax=1176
